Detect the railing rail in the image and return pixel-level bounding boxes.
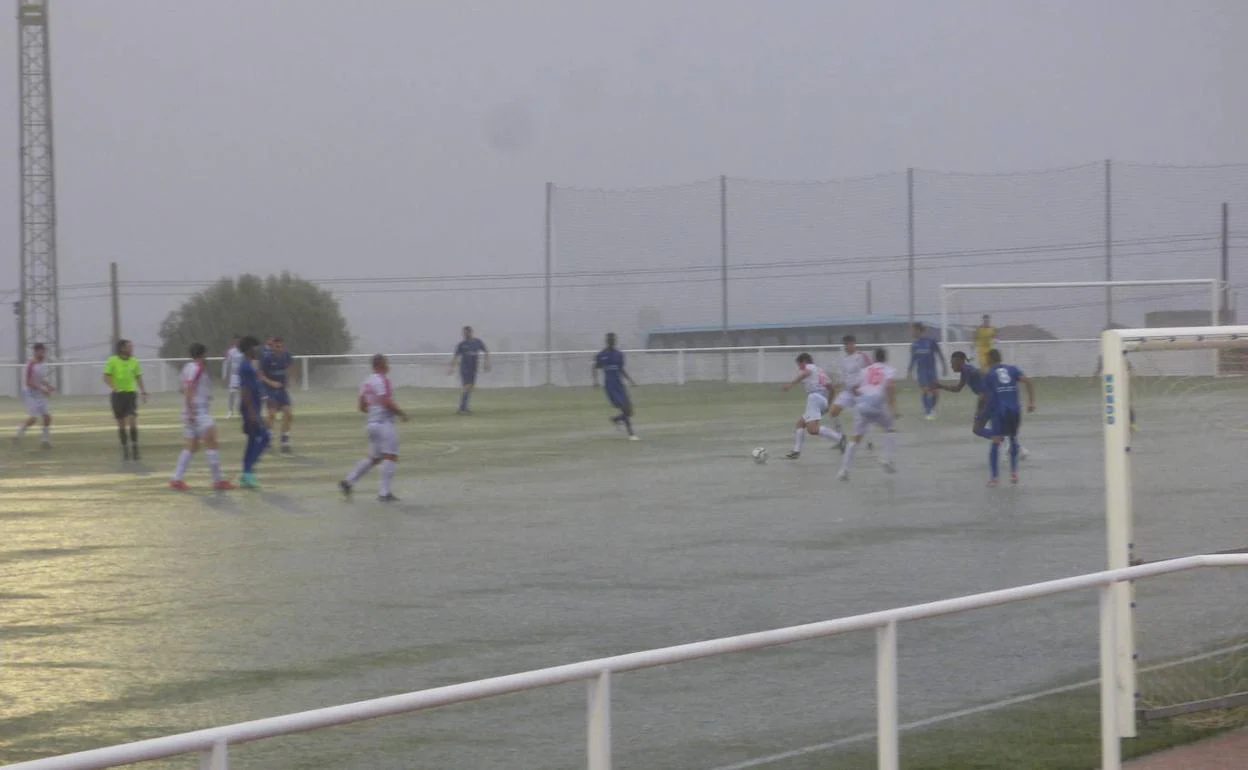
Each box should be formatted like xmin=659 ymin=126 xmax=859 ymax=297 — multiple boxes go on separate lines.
xmin=6 ymin=553 xmax=1248 ymax=770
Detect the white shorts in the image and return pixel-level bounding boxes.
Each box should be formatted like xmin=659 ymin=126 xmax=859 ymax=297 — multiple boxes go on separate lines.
xmin=228 ymin=374 xmax=240 ymax=390
xmin=23 ymin=392 xmax=48 ymax=417
xmin=182 ymin=410 xmax=216 ymax=440
xmin=832 ymin=391 xmax=857 ymax=411
xmin=368 ymin=422 xmax=399 ymax=457
xmin=853 ymin=408 xmax=895 ymax=436
xmin=802 ymin=392 xmax=829 ymax=423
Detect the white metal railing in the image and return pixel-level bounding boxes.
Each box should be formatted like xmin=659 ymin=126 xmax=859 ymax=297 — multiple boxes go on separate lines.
xmin=0 ymin=338 xmax=1229 ymax=399
xmin=5 ymin=553 xmax=1247 ymax=770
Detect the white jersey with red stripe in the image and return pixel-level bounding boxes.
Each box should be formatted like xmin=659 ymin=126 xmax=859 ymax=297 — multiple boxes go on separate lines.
xmin=360 ymin=373 xmax=395 ymax=425
xmin=838 ymin=350 xmax=873 ymax=390
xmin=856 ymin=363 xmax=896 ymax=412
xmin=180 ymin=361 xmax=213 ymax=415
xmin=799 ymin=363 xmax=830 ymax=395
xmin=23 ymin=360 xmax=48 ymax=397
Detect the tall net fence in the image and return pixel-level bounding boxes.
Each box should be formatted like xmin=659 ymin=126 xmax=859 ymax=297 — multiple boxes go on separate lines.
xmin=548 ymin=162 xmax=1248 ymax=381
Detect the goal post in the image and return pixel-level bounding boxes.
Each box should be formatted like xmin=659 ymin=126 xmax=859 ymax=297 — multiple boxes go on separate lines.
xmin=1102 ymin=324 xmax=1248 ymax=738
xmin=939 ymin=279 xmax=1224 ymax=374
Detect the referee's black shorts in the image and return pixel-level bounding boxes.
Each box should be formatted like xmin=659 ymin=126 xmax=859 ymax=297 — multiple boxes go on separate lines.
xmin=110 ymin=391 xmax=138 ymax=420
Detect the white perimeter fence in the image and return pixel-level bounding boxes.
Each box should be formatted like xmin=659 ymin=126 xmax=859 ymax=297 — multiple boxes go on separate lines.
xmin=0 ymin=339 xmax=1235 ymax=399
xmin=4 ymin=554 xmax=1247 ymax=770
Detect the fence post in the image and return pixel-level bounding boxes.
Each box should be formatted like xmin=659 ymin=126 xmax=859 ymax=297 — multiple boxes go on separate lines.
xmin=199 ymin=739 xmax=229 ymax=770
xmin=588 ymin=671 xmax=612 ymax=770
xmin=876 ymin=621 xmax=899 ymax=770
xmin=1099 ymin=584 xmax=1122 ymax=770
xmin=61 ymin=363 xmax=71 ymax=396
xmin=301 ymin=356 xmax=310 ymax=391
xmin=159 ymin=361 xmax=167 ymax=392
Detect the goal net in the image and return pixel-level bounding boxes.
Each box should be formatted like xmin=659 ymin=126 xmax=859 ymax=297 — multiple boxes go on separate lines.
xmin=1101 ymin=325 xmax=1248 ymax=737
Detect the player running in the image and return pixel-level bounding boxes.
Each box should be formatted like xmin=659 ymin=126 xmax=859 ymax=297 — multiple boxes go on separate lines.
xmin=222 ymin=334 xmax=244 ymax=418
xmin=449 ymin=326 xmax=490 ymax=414
xmin=262 ymin=337 xmax=295 ymax=453
xmin=936 ymin=351 xmax=1030 ymax=459
xmin=340 ymin=354 xmax=409 ymax=502
xmin=839 ymin=348 xmax=899 ymax=480
xmin=781 ymin=353 xmax=844 ymax=460
xmin=975 ymin=315 xmax=996 ymax=368
xmin=103 ymin=339 xmax=148 ymax=462
xmin=828 ymin=335 xmax=872 ymax=438
xmin=592 ymin=332 xmax=639 ymax=440
xmin=15 ymin=342 xmax=54 ymax=449
xmin=983 ymin=349 xmax=1036 ymax=486
xmin=237 ymin=336 xmax=278 ymax=489
xmin=170 ymin=343 xmax=235 ymax=491
xmin=907 ymin=323 xmax=947 ymax=420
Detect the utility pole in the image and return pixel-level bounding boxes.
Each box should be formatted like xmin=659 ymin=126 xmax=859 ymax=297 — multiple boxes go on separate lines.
xmin=1221 ymin=203 xmax=1230 ymax=324
xmin=110 ymin=261 xmax=121 ymax=348
xmin=18 ymin=0 xmax=61 ymax=381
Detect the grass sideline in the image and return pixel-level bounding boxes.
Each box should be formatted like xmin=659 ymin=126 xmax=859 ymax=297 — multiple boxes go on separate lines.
xmin=3 ymin=380 xmax=1246 ymax=769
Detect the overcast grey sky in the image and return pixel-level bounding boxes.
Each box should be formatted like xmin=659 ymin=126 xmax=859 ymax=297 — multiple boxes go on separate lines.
xmin=2 ymin=0 xmax=1246 ymax=357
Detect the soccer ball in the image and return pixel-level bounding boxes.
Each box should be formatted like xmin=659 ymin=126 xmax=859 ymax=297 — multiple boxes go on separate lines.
xmin=751 ymin=447 xmax=769 ymax=464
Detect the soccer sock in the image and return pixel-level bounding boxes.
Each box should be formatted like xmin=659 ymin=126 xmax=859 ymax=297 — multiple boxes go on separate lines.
xmin=621 ymin=415 xmax=634 ymax=436
xmin=793 ymin=428 xmax=805 ymax=453
xmin=379 ymin=459 xmax=396 ymax=496
xmin=118 ymin=427 xmax=129 ymax=451
xmin=921 ymin=393 xmax=931 ymax=414
xmin=205 ymin=449 xmax=223 ymax=483
xmin=281 ymin=432 xmax=290 ymax=444
xmin=346 ymin=458 xmax=374 ymax=484
xmin=242 ymin=436 xmax=256 ymax=473
xmin=459 ymin=389 xmax=470 ymax=411
xmin=989 ymin=442 xmax=1000 ymax=478
xmin=15 ymin=423 xmax=27 ymax=437
xmin=842 ymin=440 xmax=860 ymax=472
xmin=818 ymin=426 xmax=842 ymax=442
xmin=882 ymin=432 xmax=896 ymax=462
xmin=1009 ymin=439 xmax=1020 ymax=472
xmin=129 ymin=426 xmax=138 ymax=449
xmin=172 ymin=449 xmax=192 ymax=481
xmin=40 ymin=424 xmax=50 ymax=442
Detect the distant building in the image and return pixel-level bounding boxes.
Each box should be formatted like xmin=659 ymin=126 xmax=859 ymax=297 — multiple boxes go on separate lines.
xmin=645 ymin=315 xmax=970 ymax=349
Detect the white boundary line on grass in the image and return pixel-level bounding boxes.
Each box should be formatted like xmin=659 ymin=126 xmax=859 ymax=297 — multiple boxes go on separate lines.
xmin=708 ymin=641 xmax=1248 ymax=770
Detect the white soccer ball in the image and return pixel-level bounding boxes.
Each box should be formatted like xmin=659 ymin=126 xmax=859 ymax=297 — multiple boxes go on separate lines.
xmin=751 ymin=447 xmax=769 ymax=464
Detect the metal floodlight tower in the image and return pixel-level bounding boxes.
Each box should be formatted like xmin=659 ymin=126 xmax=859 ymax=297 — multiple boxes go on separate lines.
xmin=17 ymin=0 xmax=61 ymax=370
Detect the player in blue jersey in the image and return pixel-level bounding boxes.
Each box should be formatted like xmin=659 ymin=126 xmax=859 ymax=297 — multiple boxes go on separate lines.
xmin=237 ymin=336 xmax=280 ymax=488
xmin=937 ymin=351 xmax=1030 ymax=456
xmin=592 ymin=332 xmax=639 ymax=440
xmin=983 ymin=349 xmax=1036 ymax=486
xmin=906 ymin=323 xmax=947 ymax=419
xmin=262 ymin=337 xmax=296 ymax=453
xmin=448 ymin=326 xmax=490 ymax=414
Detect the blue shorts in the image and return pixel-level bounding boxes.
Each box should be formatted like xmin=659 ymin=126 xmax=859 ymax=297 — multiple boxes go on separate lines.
xmin=991 ymin=409 xmax=1021 ymax=438
xmin=460 ymin=366 xmax=477 ymax=386
xmin=267 ymin=387 xmax=291 ymax=408
xmin=916 ymin=370 xmax=938 ymax=388
xmin=605 ymin=383 xmax=630 ymax=411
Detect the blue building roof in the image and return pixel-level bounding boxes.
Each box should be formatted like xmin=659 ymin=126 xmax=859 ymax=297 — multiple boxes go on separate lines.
xmin=648 ymin=315 xmax=947 ymax=335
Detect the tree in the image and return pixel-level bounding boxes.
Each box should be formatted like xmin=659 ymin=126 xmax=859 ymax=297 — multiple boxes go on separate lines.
xmin=158 ymin=273 xmax=352 ymax=359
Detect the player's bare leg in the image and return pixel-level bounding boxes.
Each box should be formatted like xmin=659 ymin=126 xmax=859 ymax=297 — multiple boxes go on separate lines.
xmin=279 ymin=406 xmax=293 ymax=453
xmin=14 ymin=415 xmax=36 ymax=443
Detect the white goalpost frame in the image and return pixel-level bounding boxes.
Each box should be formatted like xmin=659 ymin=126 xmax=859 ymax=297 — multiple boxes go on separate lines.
xmin=938 ymin=280 xmax=1223 ymax=370
xmin=1102 ymin=324 xmax=1248 ymax=738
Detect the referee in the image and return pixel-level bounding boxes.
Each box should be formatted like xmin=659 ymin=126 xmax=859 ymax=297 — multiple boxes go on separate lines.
xmin=103 ymin=339 xmax=148 ymax=462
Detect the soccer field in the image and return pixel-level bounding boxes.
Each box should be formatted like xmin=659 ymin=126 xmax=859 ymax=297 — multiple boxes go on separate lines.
xmin=2 ymin=378 xmax=1247 ymax=769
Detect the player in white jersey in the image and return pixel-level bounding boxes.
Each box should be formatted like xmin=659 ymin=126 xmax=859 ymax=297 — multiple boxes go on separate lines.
xmin=222 ymin=335 xmax=244 ymax=418
xmin=829 ymin=334 xmax=873 ymax=435
xmin=170 ymin=343 xmax=235 ymax=490
xmin=838 ymin=347 xmax=899 ymax=480
xmin=781 ymin=353 xmax=845 ymax=460
xmin=15 ymin=342 xmax=54 ymax=449
xmin=340 ymin=354 xmax=409 ymax=502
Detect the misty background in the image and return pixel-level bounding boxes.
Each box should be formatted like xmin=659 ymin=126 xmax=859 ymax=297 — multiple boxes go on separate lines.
xmin=2 ymin=0 xmax=1246 ymax=360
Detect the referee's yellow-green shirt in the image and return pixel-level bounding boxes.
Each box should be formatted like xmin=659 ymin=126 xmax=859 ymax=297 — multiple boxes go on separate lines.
xmin=104 ymin=355 xmax=143 ymax=392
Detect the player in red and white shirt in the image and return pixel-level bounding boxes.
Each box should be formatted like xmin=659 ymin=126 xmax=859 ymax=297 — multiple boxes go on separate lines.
xmin=340 ymin=354 xmax=408 ymax=502
xmin=839 ymin=347 xmax=900 ymax=480
xmin=15 ymin=342 xmax=54 ymax=448
xmin=780 ymin=353 xmax=845 ymax=460
xmin=829 ymin=334 xmax=873 ymax=435
xmin=170 ymin=343 xmax=234 ymax=490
